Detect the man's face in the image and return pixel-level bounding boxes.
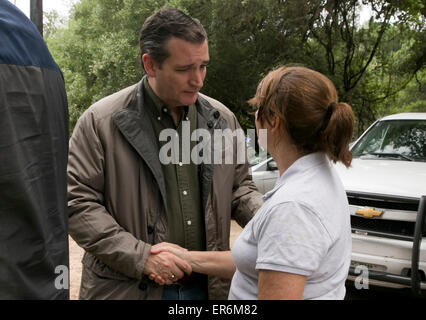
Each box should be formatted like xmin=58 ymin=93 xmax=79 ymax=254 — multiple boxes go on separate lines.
xmin=148 ymin=37 xmax=209 ymax=108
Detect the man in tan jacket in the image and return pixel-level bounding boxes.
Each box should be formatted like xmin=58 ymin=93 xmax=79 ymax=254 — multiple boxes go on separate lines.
xmin=68 ymin=7 xmax=262 ymax=300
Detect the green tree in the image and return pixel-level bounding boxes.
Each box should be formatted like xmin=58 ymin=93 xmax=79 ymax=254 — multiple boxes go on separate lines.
xmin=45 ymin=0 xmax=425 ymax=135
xmin=299 ymin=0 xmax=425 ymax=134
xmin=46 ymin=0 xmax=168 ymax=130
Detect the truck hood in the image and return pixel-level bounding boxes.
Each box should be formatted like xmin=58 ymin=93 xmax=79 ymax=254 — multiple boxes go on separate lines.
xmin=334 ymin=158 xmax=426 ymax=199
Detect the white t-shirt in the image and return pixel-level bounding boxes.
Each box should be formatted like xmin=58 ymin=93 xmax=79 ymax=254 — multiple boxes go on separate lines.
xmin=228 ymin=152 xmax=352 ymax=300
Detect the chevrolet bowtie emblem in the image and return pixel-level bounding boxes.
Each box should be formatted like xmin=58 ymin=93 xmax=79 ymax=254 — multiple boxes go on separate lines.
xmin=355 ymin=207 xmax=384 ymax=218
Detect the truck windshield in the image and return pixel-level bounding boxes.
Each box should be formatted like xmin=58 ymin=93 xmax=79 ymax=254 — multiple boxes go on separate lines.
xmin=351 ymin=120 xmax=426 ymax=162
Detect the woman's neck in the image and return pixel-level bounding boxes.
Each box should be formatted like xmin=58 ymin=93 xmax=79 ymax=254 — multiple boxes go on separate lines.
xmin=271 ymin=143 xmax=304 ymax=176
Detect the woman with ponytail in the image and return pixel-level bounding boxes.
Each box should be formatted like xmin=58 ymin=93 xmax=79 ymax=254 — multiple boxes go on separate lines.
xmin=150 ymin=65 xmax=354 ymax=300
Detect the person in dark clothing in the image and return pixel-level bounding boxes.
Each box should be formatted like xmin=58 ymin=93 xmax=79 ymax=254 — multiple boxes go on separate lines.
xmin=0 ymin=0 xmax=69 ymax=299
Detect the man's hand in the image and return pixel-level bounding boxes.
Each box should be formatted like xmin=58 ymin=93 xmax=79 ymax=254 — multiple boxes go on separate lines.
xmin=144 ymin=242 xmax=192 ymax=286
xmin=146 ymin=242 xmax=191 ymax=285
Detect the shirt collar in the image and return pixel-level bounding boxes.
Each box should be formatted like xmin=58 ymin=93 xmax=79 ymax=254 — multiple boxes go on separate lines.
xmin=142 ymin=75 xmax=192 ymax=122
xmin=262 ymin=152 xmax=329 ymax=201
xmin=142 ymin=76 xmax=167 ymax=117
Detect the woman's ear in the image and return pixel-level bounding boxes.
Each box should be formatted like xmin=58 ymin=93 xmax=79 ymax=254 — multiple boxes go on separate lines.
xmin=142 ymin=54 xmax=156 ymax=78
xmin=270 ymin=115 xmax=281 ymax=134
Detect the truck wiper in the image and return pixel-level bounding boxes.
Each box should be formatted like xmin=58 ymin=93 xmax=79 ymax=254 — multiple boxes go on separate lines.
xmin=363 ymin=152 xmax=414 ymax=161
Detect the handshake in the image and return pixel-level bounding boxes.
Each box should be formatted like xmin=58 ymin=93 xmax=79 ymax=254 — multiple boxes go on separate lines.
xmin=143 ymin=242 xmax=193 ymax=286
xmin=143 ymin=243 xmax=235 ymax=285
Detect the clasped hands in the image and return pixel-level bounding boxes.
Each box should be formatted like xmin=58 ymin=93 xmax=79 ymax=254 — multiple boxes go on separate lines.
xmin=143 ymin=242 xmax=192 ymax=286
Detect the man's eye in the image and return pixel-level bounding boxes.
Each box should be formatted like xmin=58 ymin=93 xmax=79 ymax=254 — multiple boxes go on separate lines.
xmin=176 ymin=66 xmax=190 ymax=71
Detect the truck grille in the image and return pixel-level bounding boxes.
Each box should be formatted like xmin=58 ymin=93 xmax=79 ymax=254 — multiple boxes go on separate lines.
xmin=351 ymin=216 xmax=416 ymax=240
xmin=347 ymin=191 xmax=424 ymax=241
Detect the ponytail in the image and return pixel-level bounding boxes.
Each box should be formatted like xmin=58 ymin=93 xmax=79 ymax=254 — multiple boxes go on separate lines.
xmin=321 ymin=102 xmax=354 ymax=168
xmin=249 ymin=65 xmax=355 ymax=167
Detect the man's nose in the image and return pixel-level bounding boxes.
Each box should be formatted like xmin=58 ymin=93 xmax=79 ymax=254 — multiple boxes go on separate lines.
xmin=189 ymin=69 xmax=204 ymax=88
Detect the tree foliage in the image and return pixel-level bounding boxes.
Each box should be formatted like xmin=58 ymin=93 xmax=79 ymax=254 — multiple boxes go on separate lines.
xmin=45 ymin=0 xmax=426 ymax=136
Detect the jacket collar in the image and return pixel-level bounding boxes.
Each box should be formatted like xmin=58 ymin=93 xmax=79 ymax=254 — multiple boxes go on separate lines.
xmin=194 ymin=94 xmax=228 ymax=212
xmin=112 ymin=80 xmax=167 ymax=210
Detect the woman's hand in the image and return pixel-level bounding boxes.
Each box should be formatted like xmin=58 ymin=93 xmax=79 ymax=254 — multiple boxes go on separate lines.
xmin=151 ymin=242 xmax=190 ymax=262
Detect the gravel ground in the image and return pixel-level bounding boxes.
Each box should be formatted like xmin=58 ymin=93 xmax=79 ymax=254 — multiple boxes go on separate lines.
xmin=68 ymin=220 xmax=243 ymax=300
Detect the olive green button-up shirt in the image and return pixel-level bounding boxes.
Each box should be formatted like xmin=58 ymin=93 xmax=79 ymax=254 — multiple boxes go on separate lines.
xmin=143 ymin=77 xmax=205 ymax=251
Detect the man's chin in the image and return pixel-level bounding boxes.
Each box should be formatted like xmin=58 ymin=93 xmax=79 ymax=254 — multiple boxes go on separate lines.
xmin=181 ymin=94 xmax=198 ymax=106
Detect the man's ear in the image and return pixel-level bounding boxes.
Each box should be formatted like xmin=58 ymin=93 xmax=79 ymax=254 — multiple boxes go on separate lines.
xmin=142 ymin=54 xmax=157 ymax=77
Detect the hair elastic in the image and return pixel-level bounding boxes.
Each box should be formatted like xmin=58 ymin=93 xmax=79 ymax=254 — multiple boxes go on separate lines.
xmin=326 ymin=102 xmax=335 ymax=119
xmin=320 ymin=102 xmax=336 ymax=132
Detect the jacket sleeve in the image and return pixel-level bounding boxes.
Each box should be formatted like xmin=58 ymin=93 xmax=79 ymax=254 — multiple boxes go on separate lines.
xmin=67 ymin=109 xmax=151 ymax=280
xmin=230 ymin=116 xmax=264 ymax=227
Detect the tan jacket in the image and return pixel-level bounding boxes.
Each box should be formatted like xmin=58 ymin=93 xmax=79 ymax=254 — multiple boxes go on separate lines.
xmin=67 ymin=80 xmax=263 ymax=300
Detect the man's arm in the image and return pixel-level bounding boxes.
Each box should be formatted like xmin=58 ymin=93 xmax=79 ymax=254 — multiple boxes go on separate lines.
xmin=68 ymin=109 xmax=190 ymax=281
xmin=231 ymin=117 xmax=263 ymax=227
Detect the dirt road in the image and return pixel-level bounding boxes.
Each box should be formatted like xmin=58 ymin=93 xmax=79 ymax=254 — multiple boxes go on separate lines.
xmin=68 ymin=220 xmax=243 ymax=300
xmin=68 ymin=236 xmax=84 ymax=300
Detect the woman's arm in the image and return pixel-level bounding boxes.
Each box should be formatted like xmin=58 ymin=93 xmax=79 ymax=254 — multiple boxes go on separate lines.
xmin=150 ymin=243 xmax=235 ymax=282
xmin=185 ymin=250 xmax=235 ymax=279
xmin=258 ymin=270 xmax=306 ymax=300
